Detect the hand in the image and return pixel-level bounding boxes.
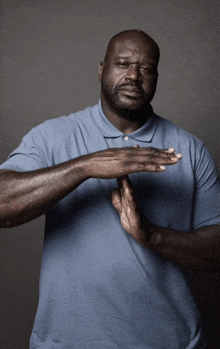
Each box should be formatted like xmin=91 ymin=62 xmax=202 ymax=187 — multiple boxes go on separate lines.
xmin=86 ymin=146 xmax=182 ymax=179
xmin=111 ymin=175 xmax=149 ymax=245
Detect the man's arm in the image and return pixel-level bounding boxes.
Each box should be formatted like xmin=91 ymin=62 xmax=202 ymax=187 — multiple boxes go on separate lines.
xmin=111 ymin=176 xmax=220 ymax=272
xmin=0 ymin=147 xmax=181 ymax=228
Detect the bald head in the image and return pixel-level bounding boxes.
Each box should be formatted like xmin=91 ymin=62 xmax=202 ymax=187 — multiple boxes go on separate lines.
xmin=99 ymin=29 xmax=159 ymax=123
xmin=104 ymin=30 xmax=160 ymax=63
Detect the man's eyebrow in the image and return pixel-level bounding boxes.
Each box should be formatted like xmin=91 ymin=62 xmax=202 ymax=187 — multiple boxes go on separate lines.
xmin=115 ymin=56 xmax=130 ymax=59
xmin=112 ymin=56 xmax=130 ymax=61
xmin=114 ymin=56 xmax=155 ymax=64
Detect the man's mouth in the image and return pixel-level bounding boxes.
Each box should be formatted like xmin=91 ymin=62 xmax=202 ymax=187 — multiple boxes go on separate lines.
xmin=117 ymin=85 xmax=142 ymax=96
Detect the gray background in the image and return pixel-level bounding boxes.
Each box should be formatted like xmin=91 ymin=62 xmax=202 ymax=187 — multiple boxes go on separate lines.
xmin=0 ymin=0 xmax=219 ymax=348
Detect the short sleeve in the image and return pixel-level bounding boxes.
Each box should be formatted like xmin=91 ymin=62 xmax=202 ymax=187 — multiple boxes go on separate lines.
xmin=0 ymin=122 xmax=53 ymax=172
xmin=193 ymin=144 xmax=220 ymax=230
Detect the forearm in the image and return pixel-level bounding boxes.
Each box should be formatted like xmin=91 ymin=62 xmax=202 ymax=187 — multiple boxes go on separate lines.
xmin=146 ymin=224 xmax=220 ymax=272
xmin=0 ymin=155 xmax=89 ymax=228
xmin=111 ymin=176 xmax=220 ymax=272
xmin=0 ymin=146 xmax=181 ymax=228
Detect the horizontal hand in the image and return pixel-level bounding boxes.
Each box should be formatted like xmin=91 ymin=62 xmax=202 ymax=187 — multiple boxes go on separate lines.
xmin=87 ymin=146 xmax=182 ymax=179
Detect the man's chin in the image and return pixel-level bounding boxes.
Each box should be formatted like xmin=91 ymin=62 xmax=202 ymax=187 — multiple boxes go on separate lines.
xmin=101 ymin=90 xmax=152 ymax=117
xmin=110 ymin=102 xmax=151 ymax=121
xmin=114 ymin=98 xmax=149 ymax=113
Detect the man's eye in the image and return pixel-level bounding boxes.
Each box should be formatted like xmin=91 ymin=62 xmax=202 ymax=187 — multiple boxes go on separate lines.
xmin=116 ymin=62 xmax=129 ymax=68
xmin=140 ymin=66 xmax=156 ymax=74
xmin=140 ymin=67 xmax=151 ymax=72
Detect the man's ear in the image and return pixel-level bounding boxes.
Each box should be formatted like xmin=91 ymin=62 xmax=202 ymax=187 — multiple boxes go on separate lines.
xmin=98 ymin=61 xmax=105 ymax=82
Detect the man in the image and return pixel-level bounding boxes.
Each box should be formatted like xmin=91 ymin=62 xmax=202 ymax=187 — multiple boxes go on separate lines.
xmin=0 ymin=30 xmax=219 ymax=348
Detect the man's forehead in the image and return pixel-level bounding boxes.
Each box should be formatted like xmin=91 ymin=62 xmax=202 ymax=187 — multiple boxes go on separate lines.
xmin=104 ymin=30 xmax=160 ymax=63
xmin=110 ymin=39 xmax=158 ymax=63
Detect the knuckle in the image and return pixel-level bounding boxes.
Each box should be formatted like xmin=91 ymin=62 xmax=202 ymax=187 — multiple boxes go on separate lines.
xmin=148 ymin=147 xmax=157 ymax=155
xmin=147 ymin=165 xmax=156 ymax=171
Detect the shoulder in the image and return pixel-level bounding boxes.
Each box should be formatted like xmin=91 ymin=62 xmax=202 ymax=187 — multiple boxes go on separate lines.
xmin=155 ymin=114 xmax=204 ymax=153
xmin=36 ymin=104 xmax=96 ymax=132
xmin=26 ymin=104 xmax=98 ymax=141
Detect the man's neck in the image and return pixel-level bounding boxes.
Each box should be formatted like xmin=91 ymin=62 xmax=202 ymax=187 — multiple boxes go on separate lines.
xmin=100 ymin=99 xmax=152 ymax=134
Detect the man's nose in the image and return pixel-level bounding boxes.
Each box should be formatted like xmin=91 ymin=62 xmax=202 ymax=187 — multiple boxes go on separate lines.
xmin=125 ymin=65 xmax=140 ymax=82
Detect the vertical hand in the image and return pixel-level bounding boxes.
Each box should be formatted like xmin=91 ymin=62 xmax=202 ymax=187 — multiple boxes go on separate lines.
xmin=111 ymin=175 xmax=149 ymax=244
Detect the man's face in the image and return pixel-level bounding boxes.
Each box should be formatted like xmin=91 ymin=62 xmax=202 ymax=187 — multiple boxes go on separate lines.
xmin=99 ymin=38 xmax=159 ymax=115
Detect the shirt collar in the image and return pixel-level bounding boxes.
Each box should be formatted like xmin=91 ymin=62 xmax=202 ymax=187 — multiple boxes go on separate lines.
xmin=92 ymin=100 xmax=159 ymax=143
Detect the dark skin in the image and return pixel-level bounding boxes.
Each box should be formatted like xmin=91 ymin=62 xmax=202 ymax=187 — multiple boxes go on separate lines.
xmin=112 ymin=176 xmax=220 ymax=272
xmin=100 ymin=30 xmax=220 ymax=272
xmin=0 ymin=30 xmax=219 ymax=271
xmin=0 ymin=147 xmax=179 ymax=227
xmin=98 ymin=30 xmax=159 ymax=133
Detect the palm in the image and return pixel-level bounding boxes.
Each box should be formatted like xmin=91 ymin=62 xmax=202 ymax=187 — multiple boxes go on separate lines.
xmin=118 ymin=193 xmax=141 ymax=235
xmin=111 ymin=176 xmax=147 ymax=243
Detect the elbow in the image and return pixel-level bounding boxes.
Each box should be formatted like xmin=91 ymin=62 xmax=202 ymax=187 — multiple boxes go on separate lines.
xmin=0 ymin=221 xmax=16 ymax=228
xmin=0 ymin=215 xmax=17 ymax=229
xmin=0 ymin=215 xmax=25 ymax=229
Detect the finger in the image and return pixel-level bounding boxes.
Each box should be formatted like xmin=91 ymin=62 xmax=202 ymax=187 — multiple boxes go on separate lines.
xmin=144 ymin=165 xmax=166 ymax=171
xmin=158 ymin=153 xmax=182 ymax=162
xmin=147 ymin=153 xmax=182 ymax=164
xmin=129 ymin=147 xmax=182 ymax=163
xmin=116 ymin=176 xmax=128 ymax=203
xmin=111 ymin=188 xmax=122 ymax=214
xmin=132 ymin=146 xmax=174 ymax=154
xmin=147 ymin=148 xmax=182 ymax=161
xmin=116 ymin=177 xmax=124 ymax=204
xmin=117 ymin=176 xmax=123 ymax=189
xmin=121 ymin=175 xmax=135 ymax=196
xmin=127 ymin=163 xmax=167 ymax=172
xmin=117 ymin=176 xmax=134 ymax=201
xmin=152 ymin=147 xmax=175 ymax=154
xmin=117 ymin=175 xmax=132 ymax=187
xmin=137 ymin=146 xmax=180 ymax=157
xmin=164 ymin=148 xmax=175 ymax=153
xmin=139 ymin=152 xmax=182 ymax=165
xmin=120 ymin=176 xmax=139 ymax=213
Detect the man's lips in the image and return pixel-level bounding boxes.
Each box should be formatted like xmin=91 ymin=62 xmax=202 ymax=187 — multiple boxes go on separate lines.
xmin=117 ymin=85 xmax=142 ymax=95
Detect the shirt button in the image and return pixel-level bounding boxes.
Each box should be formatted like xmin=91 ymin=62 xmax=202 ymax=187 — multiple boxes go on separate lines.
xmin=124 ymin=136 xmax=129 ymax=141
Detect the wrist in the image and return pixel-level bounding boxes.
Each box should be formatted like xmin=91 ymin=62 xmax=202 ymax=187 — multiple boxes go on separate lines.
xmin=77 ymin=154 xmax=92 ymax=181
xmin=138 ymin=222 xmax=163 ymax=247
xmin=135 ymin=220 xmax=152 ymax=246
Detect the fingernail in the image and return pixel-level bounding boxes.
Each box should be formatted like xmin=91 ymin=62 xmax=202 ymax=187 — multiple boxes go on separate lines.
xmin=175 ymin=153 xmax=182 ymax=159
xmin=159 ymin=165 xmax=166 ymax=170
xmin=167 ymin=148 xmax=175 ymax=152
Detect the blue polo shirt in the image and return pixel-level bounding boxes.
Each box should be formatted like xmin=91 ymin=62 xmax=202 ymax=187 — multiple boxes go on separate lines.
xmin=1 ymin=101 xmax=220 ymax=348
